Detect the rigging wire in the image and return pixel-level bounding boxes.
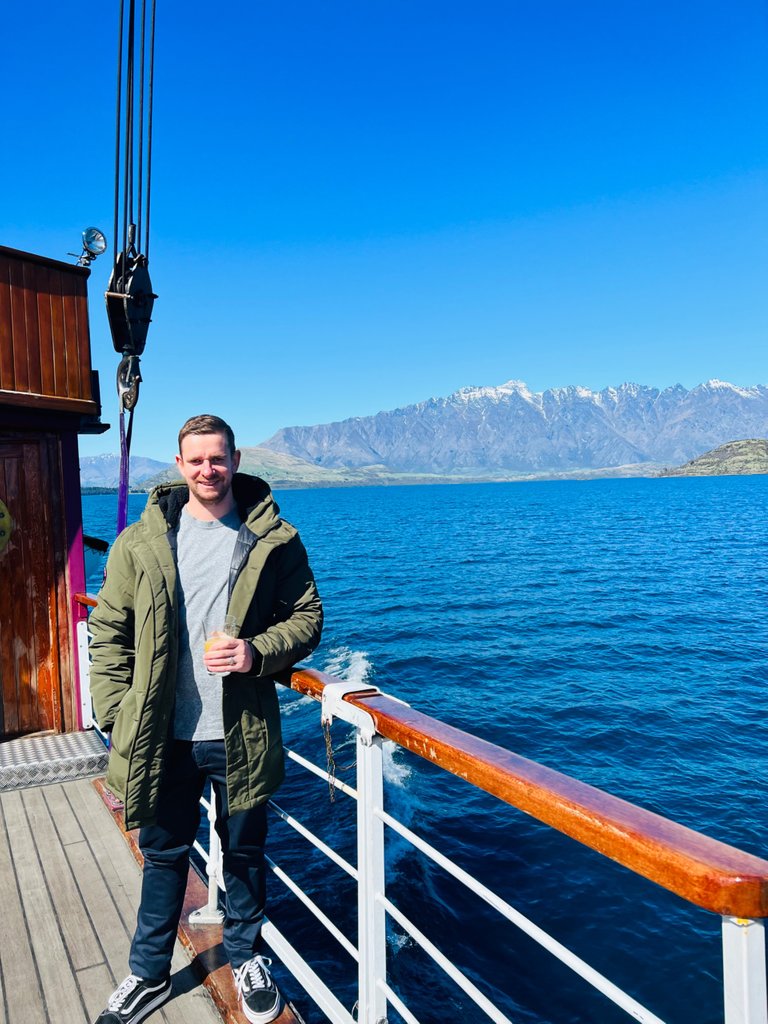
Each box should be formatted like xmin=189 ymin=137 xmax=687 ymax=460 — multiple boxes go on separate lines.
xmin=107 ymin=0 xmax=158 ymax=533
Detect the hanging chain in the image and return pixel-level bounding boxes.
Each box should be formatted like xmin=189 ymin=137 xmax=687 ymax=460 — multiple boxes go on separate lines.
xmin=322 ymin=719 xmax=355 ymax=803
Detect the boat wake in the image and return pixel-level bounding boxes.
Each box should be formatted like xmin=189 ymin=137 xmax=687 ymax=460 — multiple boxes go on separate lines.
xmin=321 ymin=645 xmax=373 ymax=687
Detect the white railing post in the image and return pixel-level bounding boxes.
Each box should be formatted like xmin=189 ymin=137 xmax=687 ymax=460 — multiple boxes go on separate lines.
xmin=77 ymin=619 xmax=94 ymax=728
xmin=356 ymin=730 xmax=388 ymax=1024
xmin=722 ymin=916 xmax=768 ymax=1024
xmin=320 ymin=680 xmax=389 ymax=1023
xmin=189 ymin=791 xmax=226 ymax=924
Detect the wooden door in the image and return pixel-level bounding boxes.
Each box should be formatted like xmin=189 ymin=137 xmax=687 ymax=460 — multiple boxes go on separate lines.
xmin=0 ymin=435 xmax=68 ymax=737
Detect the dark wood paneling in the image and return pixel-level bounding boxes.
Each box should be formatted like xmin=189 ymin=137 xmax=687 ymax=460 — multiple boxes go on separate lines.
xmin=22 ymin=259 xmax=43 ymax=395
xmin=28 ymin=439 xmax=57 ymax=731
xmin=36 ymin=264 xmax=56 ymax=396
xmin=0 ymin=436 xmax=66 ymax=737
xmin=0 ymin=259 xmax=14 ymax=391
xmin=61 ymin=283 xmax=81 ymax=400
xmin=74 ymin=271 xmax=93 ymax=399
xmin=49 ymin=276 xmax=68 ymax=400
xmin=47 ymin=434 xmax=72 ymax=731
xmin=0 ymin=247 xmax=97 ymax=415
xmin=8 ymin=257 xmax=29 ymax=393
xmin=0 ymin=454 xmax=16 ymax=734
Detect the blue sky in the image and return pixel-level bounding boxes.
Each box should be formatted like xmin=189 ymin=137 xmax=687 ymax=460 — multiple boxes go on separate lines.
xmin=2 ymin=2 xmax=767 ymax=460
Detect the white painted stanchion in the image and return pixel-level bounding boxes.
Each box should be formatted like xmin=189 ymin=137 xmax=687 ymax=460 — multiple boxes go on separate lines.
xmin=356 ymin=731 xmax=388 ymax=1024
xmin=77 ymin=619 xmax=93 ymax=728
xmin=321 ymin=680 xmax=389 ymax=1024
xmin=723 ymin=916 xmax=768 ymax=1024
xmin=189 ymin=790 xmax=226 ymax=924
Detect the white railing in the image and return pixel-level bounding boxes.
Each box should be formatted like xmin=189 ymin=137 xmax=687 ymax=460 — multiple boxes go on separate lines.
xmin=72 ymin=599 xmax=768 ymax=1024
xmin=188 ymin=670 xmax=768 ymax=1024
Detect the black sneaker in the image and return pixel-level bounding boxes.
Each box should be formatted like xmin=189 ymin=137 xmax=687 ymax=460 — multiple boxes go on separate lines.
xmin=233 ymin=955 xmax=282 ymax=1023
xmin=93 ymin=974 xmax=171 ymax=1024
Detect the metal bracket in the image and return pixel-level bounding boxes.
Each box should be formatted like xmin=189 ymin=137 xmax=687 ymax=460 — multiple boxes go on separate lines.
xmin=321 ymin=682 xmax=381 ymax=745
xmin=116 ymin=353 xmax=142 ymax=411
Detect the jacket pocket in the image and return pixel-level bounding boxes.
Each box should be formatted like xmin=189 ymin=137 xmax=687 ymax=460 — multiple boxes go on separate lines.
xmin=241 ymin=690 xmax=269 ymax=758
xmin=110 ymin=689 xmax=140 ymax=760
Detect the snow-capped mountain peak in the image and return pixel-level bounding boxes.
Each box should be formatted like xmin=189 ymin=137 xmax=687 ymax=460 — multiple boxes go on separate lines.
xmin=262 ymin=378 xmax=768 ymax=474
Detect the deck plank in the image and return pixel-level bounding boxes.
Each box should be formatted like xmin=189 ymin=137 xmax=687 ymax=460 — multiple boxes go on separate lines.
xmin=42 ymin=774 xmax=88 ymax=846
xmin=0 ymin=794 xmax=48 ymax=1024
xmin=65 ymin=779 xmax=144 ymax=925
xmin=77 ymin=962 xmax=117 ymax=1023
xmin=2 ymin=787 xmax=87 ymax=1022
xmin=61 ymin=814 xmax=134 ymax=975
xmin=24 ymin=785 xmax=103 ymax=970
xmin=0 ymin=779 xmax=225 ymax=1024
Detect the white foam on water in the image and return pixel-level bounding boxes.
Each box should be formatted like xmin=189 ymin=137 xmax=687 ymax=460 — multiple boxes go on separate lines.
xmin=320 ymin=648 xmax=412 ymax=790
xmin=388 ymin=930 xmax=413 ymax=953
xmin=279 ymin=691 xmax=315 ymax=717
xmin=382 ymin=739 xmax=411 ymax=788
xmin=322 ymin=645 xmax=373 ymax=687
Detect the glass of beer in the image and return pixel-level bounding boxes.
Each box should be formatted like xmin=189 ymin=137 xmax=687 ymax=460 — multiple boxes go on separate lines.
xmin=204 ymin=614 xmax=239 ymax=673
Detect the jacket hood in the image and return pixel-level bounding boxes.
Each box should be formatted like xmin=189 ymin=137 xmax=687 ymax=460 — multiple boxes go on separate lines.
xmin=143 ymin=473 xmax=281 ymax=537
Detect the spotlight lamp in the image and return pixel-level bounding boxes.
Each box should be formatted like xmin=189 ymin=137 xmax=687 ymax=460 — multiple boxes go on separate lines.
xmin=73 ymin=227 xmax=108 ymax=266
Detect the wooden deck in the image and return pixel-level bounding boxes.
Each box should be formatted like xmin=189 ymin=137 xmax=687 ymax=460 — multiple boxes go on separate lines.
xmin=0 ymin=777 xmax=224 ymax=1023
xmin=0 ymin=777 xmax=305 ymax=1024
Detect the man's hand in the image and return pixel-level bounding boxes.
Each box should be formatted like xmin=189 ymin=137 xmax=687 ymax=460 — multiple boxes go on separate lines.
xmin=203 ymin=637 xmax=255 ymax=674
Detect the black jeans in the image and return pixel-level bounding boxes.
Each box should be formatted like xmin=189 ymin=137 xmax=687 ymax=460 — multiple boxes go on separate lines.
xmin=129 ymin=739 xmax=268 ymax=980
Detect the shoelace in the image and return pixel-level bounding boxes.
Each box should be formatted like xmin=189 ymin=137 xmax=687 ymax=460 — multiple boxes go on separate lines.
xmin=234 ymin=956 xmax=272 ymax=993
xmin=107 ymin=975 xmax=141 ymax=1010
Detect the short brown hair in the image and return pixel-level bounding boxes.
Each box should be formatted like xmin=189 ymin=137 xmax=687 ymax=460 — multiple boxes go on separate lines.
xmin=178 ymin=414 xmax=236 ymax=456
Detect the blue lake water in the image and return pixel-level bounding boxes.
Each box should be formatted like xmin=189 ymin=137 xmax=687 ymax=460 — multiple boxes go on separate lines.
xmin=83 ymin=475 xmax=768 ymax=1024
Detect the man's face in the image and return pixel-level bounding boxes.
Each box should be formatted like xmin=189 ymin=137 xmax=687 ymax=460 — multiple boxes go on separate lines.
xmin=175 ymin=431 xmax=241 ymax=507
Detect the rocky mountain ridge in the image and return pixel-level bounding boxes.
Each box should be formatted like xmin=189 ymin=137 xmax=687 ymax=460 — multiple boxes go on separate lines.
xmin=262 ymin=379 xmax=768 ymax=474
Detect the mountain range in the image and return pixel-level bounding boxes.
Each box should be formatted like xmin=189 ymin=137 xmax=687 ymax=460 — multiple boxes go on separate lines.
xmin=262 ymin=379 xmax=768 ymax=474
xmin=79 ymin=454 xmax=171 ymax=488
xmin=79 ymin=379 xmax=768 ymax=487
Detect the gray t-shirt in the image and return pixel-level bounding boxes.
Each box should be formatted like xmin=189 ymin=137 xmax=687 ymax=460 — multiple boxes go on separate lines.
xmin=173 ymin=507 xmax=241 ymax=740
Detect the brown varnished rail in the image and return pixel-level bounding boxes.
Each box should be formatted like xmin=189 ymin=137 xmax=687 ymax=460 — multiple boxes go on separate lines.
xmin=285 ymin=667 xmax=768 ymax=920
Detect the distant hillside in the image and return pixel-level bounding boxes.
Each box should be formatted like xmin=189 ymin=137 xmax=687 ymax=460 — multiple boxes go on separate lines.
xmin=137 ymin=447 xmax=663 ymax=490
xmin=140 ymin=446 xmax=408 ymax=489
xmin=658 ymin=439 xmax=768 ymax=477
xmin=80 ymin=454 xmax=172 ymax=488
xmin=262 ymin=379 xmax=768 ymax=475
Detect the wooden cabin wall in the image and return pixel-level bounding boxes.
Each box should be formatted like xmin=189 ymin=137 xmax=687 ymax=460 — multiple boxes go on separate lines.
xmin=0 ymin=430 xmax=77 ymax=737
xmin=0 ymin=247 xmax=98 ymax=416
xmin=0 ymin=247 xmax=101 ymax=738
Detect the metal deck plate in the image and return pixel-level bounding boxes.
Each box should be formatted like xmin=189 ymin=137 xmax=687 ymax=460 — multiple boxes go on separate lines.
xmin=0 ymin=730 xmax=108 ymax=791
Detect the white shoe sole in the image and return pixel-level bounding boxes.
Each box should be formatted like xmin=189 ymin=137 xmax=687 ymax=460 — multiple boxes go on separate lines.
xmin=111 ymin=983 xmax=172 ymax=1024
xmin=240 ymin=992 xmax=283 ymax=1024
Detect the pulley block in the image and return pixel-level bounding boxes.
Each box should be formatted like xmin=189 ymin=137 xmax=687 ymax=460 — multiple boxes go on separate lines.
xmin=106 ymin=249 xmax=157 ymax=357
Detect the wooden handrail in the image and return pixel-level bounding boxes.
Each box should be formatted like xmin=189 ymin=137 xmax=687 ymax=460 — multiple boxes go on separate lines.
xmin=74 ymin=597 xmax=768 ymax=921
xmin=285 ymin=667 xmax=768 ymax=920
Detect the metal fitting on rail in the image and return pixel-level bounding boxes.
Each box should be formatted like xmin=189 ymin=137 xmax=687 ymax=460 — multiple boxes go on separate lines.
xmin=320 ymin=681 xmax=381 ymax=745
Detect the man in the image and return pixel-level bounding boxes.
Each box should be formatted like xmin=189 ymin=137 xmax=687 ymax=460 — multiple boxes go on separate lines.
xmin=89 ymin=414 xmax=323 ymax=1024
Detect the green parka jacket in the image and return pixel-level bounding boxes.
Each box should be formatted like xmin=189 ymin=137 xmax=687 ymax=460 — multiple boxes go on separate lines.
xmin=89 ymin=474 xmax=323 ymax=830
